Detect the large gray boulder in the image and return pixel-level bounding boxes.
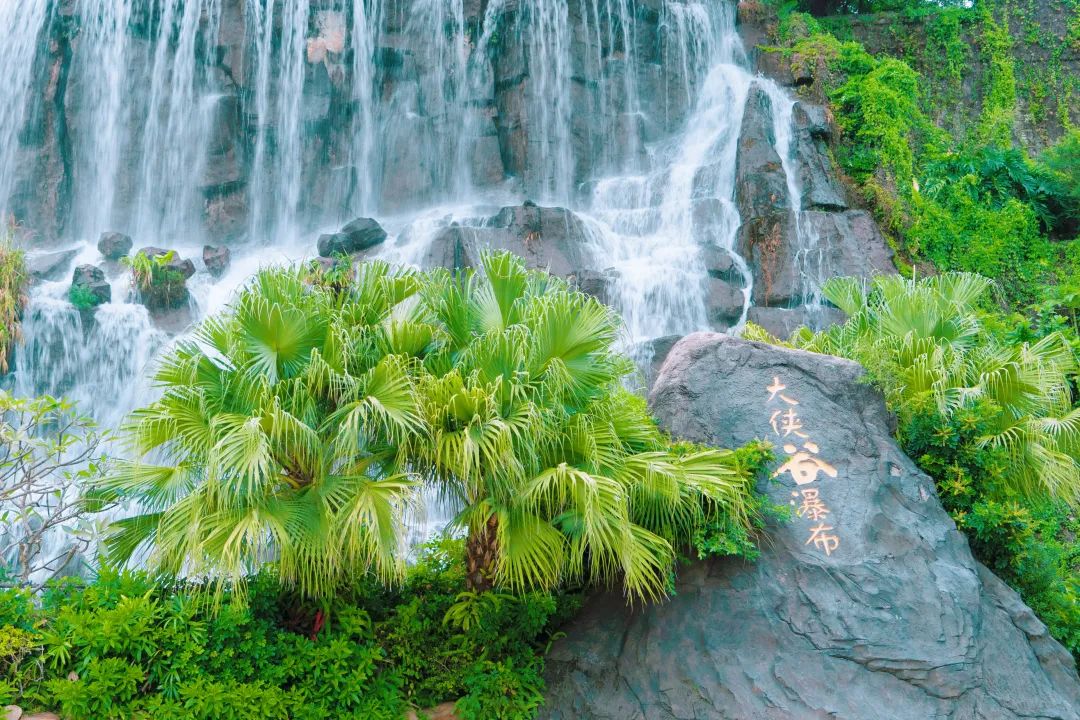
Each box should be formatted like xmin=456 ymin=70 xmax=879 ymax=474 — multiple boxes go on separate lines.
xmin=541 ymin=334 xmax=1080 ymax=719
xmin=317 ymin=217 xmax=388 ymax=257
xmin=426 ymin=204 xmax=594 ymax=279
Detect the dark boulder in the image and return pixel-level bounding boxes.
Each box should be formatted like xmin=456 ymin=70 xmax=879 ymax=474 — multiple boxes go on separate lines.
xmin=705 ymin=277 xmax=745 ymax=329
xmin=424 ymin=205 xmax=594 ymax=280
xmin=541 ymin=334 xmax=1080 ymax=719
xmin=133 ymin=248 xmax=194 ymax=310
xmin=793 ymin=102 xmax=847 ymax=211
xmin=69 ymin=265 xmax=110 ymax=307
xmin=701 ymin=245 xmax=742 ymax=284
xmin=28 ymin=249 xmax=77 ymax=281
xmin=202 ymin=244 xmax=231 ymax=278
xmin=317 ymin=217 xmax=387 ymax=257
xmin=97 ymin=232 xmax=132 ymax=260
xmin=571 ymin=267 xmax=620 ymax=306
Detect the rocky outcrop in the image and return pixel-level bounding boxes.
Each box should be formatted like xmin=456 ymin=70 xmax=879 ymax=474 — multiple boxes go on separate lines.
xmin=69 ymin=265 xmax=110 ymax=307
xmin=27 ymin=249 xmax=77 ymax=281
xmin=734 ymin=83 xmax=894 ymax=325
xmin=542 ymin=333 xmax=1080 ymax=720
xmin=317 ymin=217 xmax=387 ymax=258
xmin=97 ymin=232 xmax=132 ymax=261
xmin=202 ymin=244 xmax=231 ymax=278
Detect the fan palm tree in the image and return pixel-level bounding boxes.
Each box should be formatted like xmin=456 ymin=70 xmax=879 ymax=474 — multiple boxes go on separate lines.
xmin=760 ymin=272 xmax=1080 ymax=503
xmin=99 ymin=252 xmax=755 ymax=602
xmin=411 ymin=252 xmax=753 ymax=601
xmin=95 ymin=262 xmax=429 ymax=598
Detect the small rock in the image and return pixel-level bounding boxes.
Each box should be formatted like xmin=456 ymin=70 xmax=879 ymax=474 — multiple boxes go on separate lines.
xmin=4 ymin=704 xmax=22 ymax=720
xmin=70 ymin=264 xmax=111 ymax=307
xmin=27 ymin=249 xmax=77 ymax=281
xmin=318 ymin=217 xmax=387 ymax=257
xmin=97 ymin=231 xmax=132 ymax=260
xmin=202 ymin=244 xmax=231 ymax=278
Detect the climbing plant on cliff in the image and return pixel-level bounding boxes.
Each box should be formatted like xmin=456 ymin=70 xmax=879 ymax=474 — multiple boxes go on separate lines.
xmin=99 ymin=253 xmax=757 ymax=602
xmin=0 ymin=228 xmax=28 ymax=375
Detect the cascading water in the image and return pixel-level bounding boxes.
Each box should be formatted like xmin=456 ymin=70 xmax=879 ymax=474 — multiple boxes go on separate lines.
xmin=3 ymin=0 xmax=830 ymax=575
xmin=0 ymin=2 xmax=51 ymax=220
xmin=761 ymin=82 xmax=833 ymax=318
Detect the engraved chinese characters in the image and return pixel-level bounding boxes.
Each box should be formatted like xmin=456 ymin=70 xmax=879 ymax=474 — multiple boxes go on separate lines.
xmin=767 ymin=376 xmax=841 ymax=555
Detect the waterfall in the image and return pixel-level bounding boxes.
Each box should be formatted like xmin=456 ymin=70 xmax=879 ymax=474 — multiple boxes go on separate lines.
xmin=249 ymin=0 xmax=312 ymax=242
xmin=581 ymin=1 xmax=752 ymax=353
xmin=132 ymin=0 xmax=223 ymax=245
xmin=2 ymin=0 xmax=837 ymax=569
xmin=0 ymin=1 xmax=51 ymax=221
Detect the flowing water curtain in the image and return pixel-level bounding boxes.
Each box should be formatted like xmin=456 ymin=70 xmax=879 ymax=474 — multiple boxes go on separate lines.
xmin=580 ymin=1 xmax=754 ymax=348
xmin=344 ymin=0 xmax=382 ymax=215
xmin=69 ymin=0 xmax=137 ymax=238
xmin=248 ymin=0 xmax=311 ymax=242
xmin=132 ymin=0 xmax=224 ymax=246
xmin=523 ymin=0 xmax=574 ymax=202
xmin=0 ymin=1 xmax=51 ymax=224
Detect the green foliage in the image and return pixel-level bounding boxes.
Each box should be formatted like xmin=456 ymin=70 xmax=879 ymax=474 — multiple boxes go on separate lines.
xmin=4 ymin=543 xmax=575 ymax=719
xmin=771 ymin=7 xmax=1077 ymax=313
xmin=976 ymin=8 xmax=1018 ymax=146
xmin=121 ymin=250 xmax=188 ymax=308
xmin=67 ymin=284 xmax=101 ymax=312
xmin=0 ymin=228 xmax=27 ymax=375
xmin=0 ymin=392 xmax=111 ymax=586
xmin=100 ymin=252 xmax=758 ymax=603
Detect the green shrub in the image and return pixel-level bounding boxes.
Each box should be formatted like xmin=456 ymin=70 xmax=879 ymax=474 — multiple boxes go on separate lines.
xmin=0 ymin=229 xmax=27 ymax=374
xmin=4 ymin=541 xmax=578 ymax=719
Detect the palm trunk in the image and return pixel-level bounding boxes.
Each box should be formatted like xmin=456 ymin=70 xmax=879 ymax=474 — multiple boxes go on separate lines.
xmin=465 ymin=513 xmax=499 ymax=592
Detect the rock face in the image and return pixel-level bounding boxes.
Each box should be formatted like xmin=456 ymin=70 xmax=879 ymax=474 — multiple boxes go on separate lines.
xmin=27 ymin=249 xmax=77 ymax=281
xmin=734 ymin=82 xmax=894 ymax=332
xmin=542 ymin=333 xmax=1080 ymax=720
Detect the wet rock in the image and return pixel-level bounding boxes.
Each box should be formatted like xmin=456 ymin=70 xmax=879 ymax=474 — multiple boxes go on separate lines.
xmin=70 ymin=264 xmax=110 ymax=307
xmin=795 ymin=101 xmax=832 ymax=140
xmin=317 ymin=217 xmax=387 ymax=257
xmin=428 ymin=205 xmax=594 ymax=279
xmin=701 ymin=245 xmax=742 ymax=284
xmin=747 ymin=304 xmax=846 ymax=339
xmin=27 ymin=249 xmax=77 ymax=281
xmin=97 ymin=232 xmax=132 ymax=260
xmin=202 ymin=244 xmax=231 ymax=278
xmin=133 ymin=248 xmax=194 ymax=310
xmin=793 ymin=102 xmax=847 ymax=211
xmin=735 ymin=86 xmax=789 ymax=220
xmin=643 ymin=334 xmax=682 ymax=389
xmin=571 ymin=267 xmax=619 ymax=306
xmin=706 ymin=277 xmax=745 ymax=329
xmin=137 ymin=247 xmax=196 ymax=280
xmin=542 ymin=334 xmax=1080 ymax=719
